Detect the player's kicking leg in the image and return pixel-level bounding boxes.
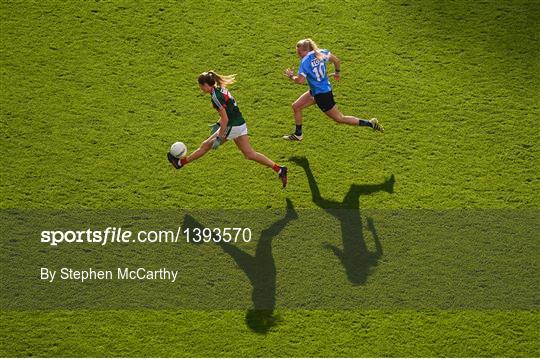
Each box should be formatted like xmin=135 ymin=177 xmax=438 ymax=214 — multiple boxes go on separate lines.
xmin=167 ymin=133 xmax=221 ymax=169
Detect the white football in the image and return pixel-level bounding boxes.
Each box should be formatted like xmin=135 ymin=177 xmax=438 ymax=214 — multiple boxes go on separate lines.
xmin=170 ymin=141 xmax=187 ymax=158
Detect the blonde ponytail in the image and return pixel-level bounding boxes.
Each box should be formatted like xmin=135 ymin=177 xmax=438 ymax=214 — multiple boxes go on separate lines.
xmin=296 ymin=38 xmax=323 ymax=60
xmin=198 ymin=70 xmax=236 ymax=88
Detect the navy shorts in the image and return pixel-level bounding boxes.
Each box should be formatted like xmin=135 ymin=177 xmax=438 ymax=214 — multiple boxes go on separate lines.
xmin=312 ymin=91 xmax=336 ymax=112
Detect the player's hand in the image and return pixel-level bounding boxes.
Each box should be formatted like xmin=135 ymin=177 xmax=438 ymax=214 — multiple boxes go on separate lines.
xmin=332 ymin=72 xmax=341 ymax=81
xmin=285 ymin=68 xmax=294 ymax=79
xmin=212 ymin=136 xmax=222 ymax=150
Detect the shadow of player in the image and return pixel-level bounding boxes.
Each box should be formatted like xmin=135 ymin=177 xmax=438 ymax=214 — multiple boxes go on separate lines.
xmin=290 ymin=156 xmax=394 ymax=285
xmin=182 ymin=198 xmax=298 ymax=334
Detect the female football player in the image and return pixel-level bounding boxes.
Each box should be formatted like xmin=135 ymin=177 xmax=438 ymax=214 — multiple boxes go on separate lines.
xmin=167 ymin=71 xmax=288 ymax=187
xmin=283 ymin=38 xmax=384 ymax=140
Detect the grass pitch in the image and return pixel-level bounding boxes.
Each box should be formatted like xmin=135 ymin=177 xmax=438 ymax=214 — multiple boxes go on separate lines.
xmin=1 ymin=0 xmax=538 ymax=357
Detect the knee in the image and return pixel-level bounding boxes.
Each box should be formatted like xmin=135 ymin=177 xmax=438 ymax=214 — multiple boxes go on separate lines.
xmin=292 ymin=102 xmax=301 ymax=112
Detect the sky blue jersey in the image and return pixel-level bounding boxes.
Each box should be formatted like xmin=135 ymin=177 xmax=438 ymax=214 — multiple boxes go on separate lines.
xmin=297 ymin=49 xmax=332 ymax=95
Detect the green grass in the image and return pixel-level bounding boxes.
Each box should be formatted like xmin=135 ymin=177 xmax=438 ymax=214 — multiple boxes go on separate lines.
xmin=1 ymin=0 xmax=539 ymax=357
xmin=2 ymin=310 xmax=538 ymax=357
xmin=2 ymin=0 xmax=538 ymax=209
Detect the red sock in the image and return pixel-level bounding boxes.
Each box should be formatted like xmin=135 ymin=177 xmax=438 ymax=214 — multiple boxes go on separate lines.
xmin=180 ymin=158 xmax=188 ymax=166
xmin=272 ymin=164 xmax=281 ymax=173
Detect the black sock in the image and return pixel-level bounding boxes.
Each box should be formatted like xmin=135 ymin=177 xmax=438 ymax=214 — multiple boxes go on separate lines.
xmin=295 ymin=124 xmax=302 ymax=135
xmin=358 ymin=119 xmax=372 ymax=127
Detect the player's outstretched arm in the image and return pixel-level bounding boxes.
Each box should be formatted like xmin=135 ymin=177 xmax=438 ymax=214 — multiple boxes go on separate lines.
xmin=285 ymin=68 xmax=306 ymax=85
xmin=329 ymin=54 xmax=341 ymax=80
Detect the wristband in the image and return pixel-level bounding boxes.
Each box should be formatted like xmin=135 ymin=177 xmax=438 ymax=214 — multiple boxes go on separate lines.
xmin=212 ymin=136 xmax=222 ymax=150
xmin=335 ymin=68 xmax=341 ymax=73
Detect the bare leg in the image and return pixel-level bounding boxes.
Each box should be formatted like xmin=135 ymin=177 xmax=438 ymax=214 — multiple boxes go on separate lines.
xmin=323 ymin=106 xmax=383 ymax=131
xmin=185 ymin=133 xmax=227 ymax=164
xmin=324 ymin=105 xmax=364 ymax=126
xmin=234 ymin=135 xmax=275 ymax=168
xmin=292 ymin=91 xmax=316 ymax=126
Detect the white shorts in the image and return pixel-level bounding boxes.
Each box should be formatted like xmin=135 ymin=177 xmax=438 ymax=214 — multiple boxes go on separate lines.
xmin=225 ymin=123 xmax=248 ymax=140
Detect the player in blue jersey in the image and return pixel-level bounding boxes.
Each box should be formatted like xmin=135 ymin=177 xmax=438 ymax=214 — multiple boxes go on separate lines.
xmin=283 ymin=38 xmax=384 ymax=141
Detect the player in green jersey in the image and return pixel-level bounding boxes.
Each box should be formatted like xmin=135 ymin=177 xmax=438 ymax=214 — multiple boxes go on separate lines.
xmin=167 ymin=71 xmax=288 ymax=188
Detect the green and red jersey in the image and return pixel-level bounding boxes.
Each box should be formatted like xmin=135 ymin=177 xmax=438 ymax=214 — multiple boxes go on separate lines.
xmin=211 ymin=87 xmax=245 ymax=127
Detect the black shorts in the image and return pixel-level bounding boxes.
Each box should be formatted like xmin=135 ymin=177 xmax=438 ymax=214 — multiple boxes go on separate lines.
xmin=312 ymin=91 xmax=336 ymax=112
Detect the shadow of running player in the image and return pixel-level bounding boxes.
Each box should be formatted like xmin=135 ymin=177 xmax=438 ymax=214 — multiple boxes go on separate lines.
xmin=290 ymin=156 xmax=394 ymax=285
xmin=182 ymin=198 xmax=298 ymax=333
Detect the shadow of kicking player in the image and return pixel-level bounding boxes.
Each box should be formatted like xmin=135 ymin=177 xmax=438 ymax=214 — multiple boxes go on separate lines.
xmin=182 ymin=198 xmax=298 ymax=333
xmin=290 ymin=156 xmax=394 ymax=285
